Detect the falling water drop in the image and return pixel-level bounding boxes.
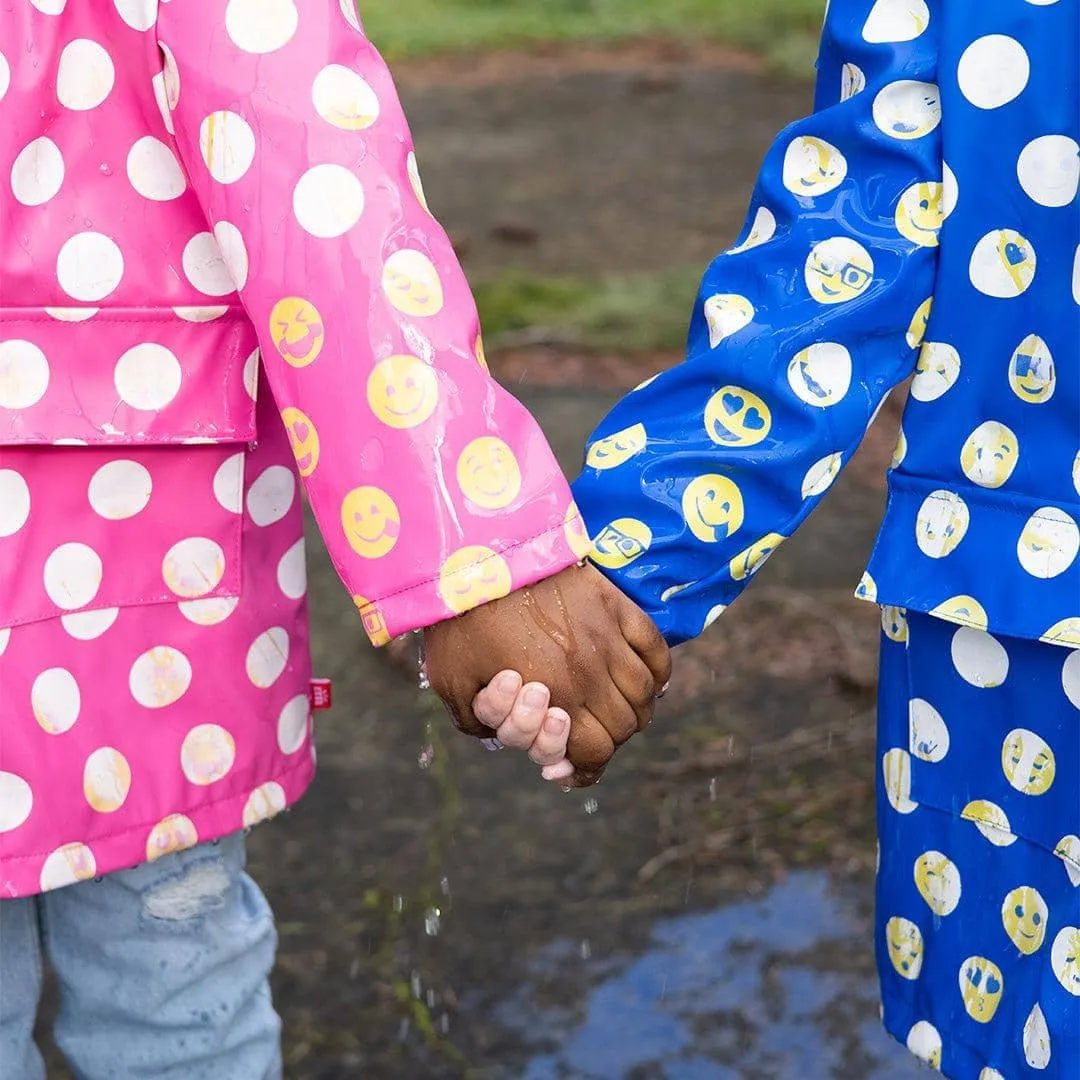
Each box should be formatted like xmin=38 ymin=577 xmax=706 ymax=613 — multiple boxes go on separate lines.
xmin=583 ymin=797 xmax=599 ymax=815
xmin=580 ymin=939 xmax=592 ymax=960
xmin=424 ymin=906 xmax=442 ymax=936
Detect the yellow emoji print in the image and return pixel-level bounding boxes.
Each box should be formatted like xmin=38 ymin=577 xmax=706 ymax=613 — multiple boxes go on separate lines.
xmin=585 ymin=423 xmax=648 ymax=471
xmin=702 ymin=294 xmax=755 ymax=348
xmin=805 ymin=237 xmax=875 ymax=304
xmin=886 ymin=916 xmax=925 ymax=980
xmin=905 ymin=296 xmax=933 ymax=349
xmin=353 ymin=595 xmax=391 ymax=647
xmin=591 ymin=518 xmax=652 ymax=569
xmin=1051 ymin=927 xmax=1080 ymax=997
xmin=682 ymin=474 xmax=745 ymax=543
xmin=895 ymin=181 xmax=944 ymax=247
xmin=960 ymin=421 xmax=1019 ymax=489
xmin=269 ymin=297 xmax=325 ymax=368
xmin=456 ymin=437 xmax=522 ymax=510
xmin=914 ymin=850 xmax=961 ymax=916
xmin=705 ymin=386 xmax=772 ymax=447
xmin=729 ymin=532 xmax=785 ymax=581
xmin=1001 ymin=886 xmax=1048 ymax=955
xmin=341 ymin=486 xmax=400 ymax=559
xmin=961 ymin=800 xmax=1016 ymax=847
xmin=782 ymin=135 xmax=848 ymax=197
xmin=1008 ymin=334 xmax=1056 ymax=404
xmin=438 ymin=546 xmax=513 ymax=614
xmin=367 ymin=354 xmax=439 ymax=429
xmin=281 ymin=406 xmax=320 ymax=477
xmin=930 ymin=595 xmax=989 ymax=630
xmin=959 ymin=956 xmax=1004 ymax=1024
xmin=382 ymin=249 xmax=444 ymax=316
xmin=1002 ymin=727 xmax=1056 ymax=795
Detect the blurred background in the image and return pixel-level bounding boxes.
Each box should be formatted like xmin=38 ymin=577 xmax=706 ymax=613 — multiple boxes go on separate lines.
xmin=61 ymin=3 xmax=920 ymax=1077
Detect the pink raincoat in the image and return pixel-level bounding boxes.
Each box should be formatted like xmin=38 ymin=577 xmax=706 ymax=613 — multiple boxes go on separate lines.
xmin=0 ymin=0 xmax=588 ymax=899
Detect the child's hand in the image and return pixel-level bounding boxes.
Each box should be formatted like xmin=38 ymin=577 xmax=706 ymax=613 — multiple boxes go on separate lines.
xmin=472 ymin=672 xmax=575 ymax=783
xmin=424 ymin=562 xmax=670 ymax=786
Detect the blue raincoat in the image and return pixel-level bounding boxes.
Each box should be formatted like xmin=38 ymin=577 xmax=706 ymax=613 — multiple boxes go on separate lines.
xmin=570 ymin=0 xmax=1080 ymax=1074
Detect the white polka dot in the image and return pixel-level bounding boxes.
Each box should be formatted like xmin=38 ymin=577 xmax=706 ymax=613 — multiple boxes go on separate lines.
xmin=0 ymin=340 xmax=50 ymax=409
xmin=243 ymin=782 xmax=287 ymax=827
xmin=57 ymin=39 xmax=115 ymax=111
xmin=212 ymin=453 xmax=246 ymax=514
xmin=311 ymin=65 xmax=381 ymax=130
xmin=83 ymin=747 xmax=131 ymax=813
xmin=246 ymin=465 xmax=296 ymax=527
xmin=727 ymin=207 xmax=777 ymax=254
xmin=225 ymin=0 xmax=298 ymax=53
xmin=1074 ymin=451 xmax=1080 ymax=498
xmin=1062 ymin=650 xmax=1080 ymax=710
xmin=293 ymin=164 xmax=365 ymax=238
xmin=113 ymin=0 xmax=157 ymax=30
xmin=911 ymin=341 xmax=960 ymax=402
xmin=129 ymin=646 xmax=192 ymax=708
xmin=199 ymin=111 xmax=256 ymax=185
xmin=88 ymin=459 xmax=152 ymax=519
xmin=10 ymin=137 xmax=65 ymax=206
xmin=1074 ymin=246 xmax=1080 ymax=305
xmin=941 ymin=161 xmax=958 ymax=218
xmin=162 ymin=537 xmax=226 ymax=599
xmin=45 ymin=307 xmax=98 ymax=322
xmin=909 ymin=698 xmax=950 ymax=761
xmin=61 ymin=608 xmax=119 ymax=640
xmin=277 ymin=694 xmax=310 ymax=754
xmin=787 ymin=342 xmax=852 ymax=406
xmin=212 ymin=221 xmax=248 ymax=291
xmin=957 ymin=36 xmax=1029 ymax=110
xmin=31 ymin=668 xmax=81 ymax=734
xmin=178 ymin=595 xmax=239 ymax=626
xmin=152 ymin=42 xmax=180 ymax=133
xmin=40 ymin=844 xmax=96 ymax=892
xmin=1017 ymin=135 xmax=1080 ymax=208
xmin=243 ymin=348 xmax=260 ymax=400
xmin=246 ymin=627 xmax=289 ymax=688
xmin=969 ymin=229 xmax=1036 ymax=298
xmin=113 ymin=343 xmax=182 ymax=411
xmin=181 ymin=724 xmax=236 ymax=785
xmin=56 ymin=232 xmax=124 ymax=302
xmin=1018 ymin=508 xmax=1080 ymax=579
xmin=277 ymin=538 xmax=308 ymax=599
xmin=0 ymin=470 xmax=30 ymax=537
xmin=0 ymin=628 xmax=9 ymax=656
xmin=43 ymin=543 xmax=102 ymax=611
xmin=951 ymin=627 xmax=1009 ymax=688
xmin=1023 ymin=1003 xmax=1051 ymax=1069
xmin=339 ymin=0 xmax=362 ymax=30
xmin=0 ymin=52 xmax=10 ymax=104
xmin=872 ymin=80 xmax=941 ymax=140
xmin=862 ymin=0 xmax=929 ymax=44
xmin=30 ymin=0 xmax=67 ymax=10
xmin=182 ymin=232 xmax=237 ymax=297
xmin=126 ymin=136 xmax=186 ymax=201
xmin=174 ymin=306 xmax=227 ymax=323
xmin=0 ymin=772 xmax=32 ymax=832
xmin=801 ymin=453 xmax=841 ymax=498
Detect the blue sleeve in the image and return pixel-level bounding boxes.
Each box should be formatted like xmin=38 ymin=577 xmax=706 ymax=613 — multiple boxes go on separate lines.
xmin=570 ymin=0 xmax=943 ymax=645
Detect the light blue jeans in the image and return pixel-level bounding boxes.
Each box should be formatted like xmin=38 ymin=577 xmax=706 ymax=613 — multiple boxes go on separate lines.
xmin=0 ymin=834 xmax=281 ymax=1079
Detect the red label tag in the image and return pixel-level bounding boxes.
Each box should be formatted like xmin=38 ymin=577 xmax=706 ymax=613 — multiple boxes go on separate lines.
xmin=309 ymin=679 xmax=332 ymax=710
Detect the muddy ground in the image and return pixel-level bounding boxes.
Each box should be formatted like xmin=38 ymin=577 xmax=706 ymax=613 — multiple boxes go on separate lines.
xmin=40 ymin=45 xmax=919 ymax=1080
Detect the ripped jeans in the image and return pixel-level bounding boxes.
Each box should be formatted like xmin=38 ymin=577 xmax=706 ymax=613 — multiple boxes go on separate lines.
xmin=0 ymin=834 xmax=281 ymax=1080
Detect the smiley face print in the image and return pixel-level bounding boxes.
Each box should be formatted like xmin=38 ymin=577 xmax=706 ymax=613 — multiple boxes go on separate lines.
xmin=438 ymin=546 xmax=512 ymax=614
xmin=682 ymin=474 xmax=745 ymax=544
xmin=914 ymin=850 xmax=961 ymax=916
xmin=905 ymin=296 xmax=933 ymax=349
xmin=886 ymin=916 xmax=925 ymax=980
xmin=1008 ymin=334 xmax=1056 ymax=404
xmin=872 ymin=80 xmax=942 ymax=141
xmin=959 ymin=956 xmax=1004 ymax=1024
xmin=895 ymin=181 xmax=944 ymax=247
xmin=882 ymin=748 xmax=918 ymax=813
xmin=787 ymin=342 xmax=852 ymax=407
xmin=381 ymin=249 xmax=444 ymax=317
xmin=969 ymin=230 xmax=1036 ymax=298
xmin=341 ymin=486 xmax=400 ymax=559
xmin=960 ymin=421 xmax=1019 ymax=489
xmin=1001 ymin=886 xmax=1048 ymax=955
xmin=782 ymin=136 xmax=848 ymax=198
xmin=916 ymin=491 xmax=969 ymax=559
xmin=805 ymin=238 xmax=874 ymax=305
xmin=280 ymin=406 xmax=320 ymax=477
xmin=1017 ymin=508 xmax=1080 ymax=579
xmin=591 ymin=518 xmax=652 ymax=569
xmin=1051 ymin=927 xmax=1080 ymax=997
xmin=702 ymin=294 xmax=755 ymax=348
xmin=961 ymin=800 xmax=1016 ymax=847
xmin=730 ymin=532 xmax=785 ymax=581
xmin=367 ymin=354 xmax=439 ymax=430
xmin=585 ymin=423 xmax=648 ymax=471
xmin=456 ymin=437 xmax=522 ymax=510
xmin=1002 ymin=727 xmax=1056 ymax=795
xmin=705 ymin=387 xmax=772 ymax=447
xmin=269 ymin=297 xmax=325 ymax=368
xmin=910 ymin=342 xmax=960 ymax=402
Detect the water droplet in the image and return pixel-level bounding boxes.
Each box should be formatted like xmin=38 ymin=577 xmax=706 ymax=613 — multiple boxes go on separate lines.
xmin=426 ymin=989 xmax=436 ymax=1008
xmin=561 ymin=785 xmax=573 ymax=794
xmin=392 ymin=894 xmax=405 ymax=913
xmin=438 ymin=1013 xmax=450 ymax=1034
xmin=579 ymin=939 xmax=591 ymax=960
xmin=424 ymin=906 xmax=441 ymax=936
xmin=410 ymin=970 xmax=422 ymax=998
xmin=418 ymin=744 xmax=435 ymax=769
xmin=708 ymin=777 xmax=718 ymax=801
xmin=440 ymin=875 xmax=451 ymax=898
xmin=583 ymin=797 xmax=599 ymax=815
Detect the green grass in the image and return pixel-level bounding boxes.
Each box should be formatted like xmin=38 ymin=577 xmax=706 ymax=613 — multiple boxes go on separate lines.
xmin=473 ymin=265 xmax=704 ymax=353
xmin=360 ymin=0 xmax=826 ymax=71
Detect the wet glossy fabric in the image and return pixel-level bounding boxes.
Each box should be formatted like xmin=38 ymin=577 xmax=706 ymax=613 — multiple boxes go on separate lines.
xmin=0 ymin=1 xmax=585 ymax=898
xmin=876 ymin=608 xmax=1080 ymax=1078
xmin=571 ymin=0 xmax=1080 ymax=649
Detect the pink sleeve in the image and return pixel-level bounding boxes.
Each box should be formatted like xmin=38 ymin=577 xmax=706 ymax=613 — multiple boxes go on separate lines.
xmin=156 ymin=0 xmax=589 ymax=645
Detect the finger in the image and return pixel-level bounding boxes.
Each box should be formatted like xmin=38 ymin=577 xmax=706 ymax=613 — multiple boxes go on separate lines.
xmin=494 ymin=683 xmax=551 ymax=751
xmin=614 ymin=595 xmax=672 ymax=691
xmin=566 ymin=709 xmax=616 ymax=780
xmin=607 ymin=648 xmax=658 ymax=733
xmin=473 ymin=671 xmax=524 ymax=730
xmin=527 ymin=707 xmax=571 ymax=767
xmin=541 ymin=758 xmax=575 ymax=782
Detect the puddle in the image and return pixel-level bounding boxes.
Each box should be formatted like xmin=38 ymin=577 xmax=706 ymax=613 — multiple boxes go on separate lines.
xmin=494 ymin=872 xmax=924 ymax=1080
